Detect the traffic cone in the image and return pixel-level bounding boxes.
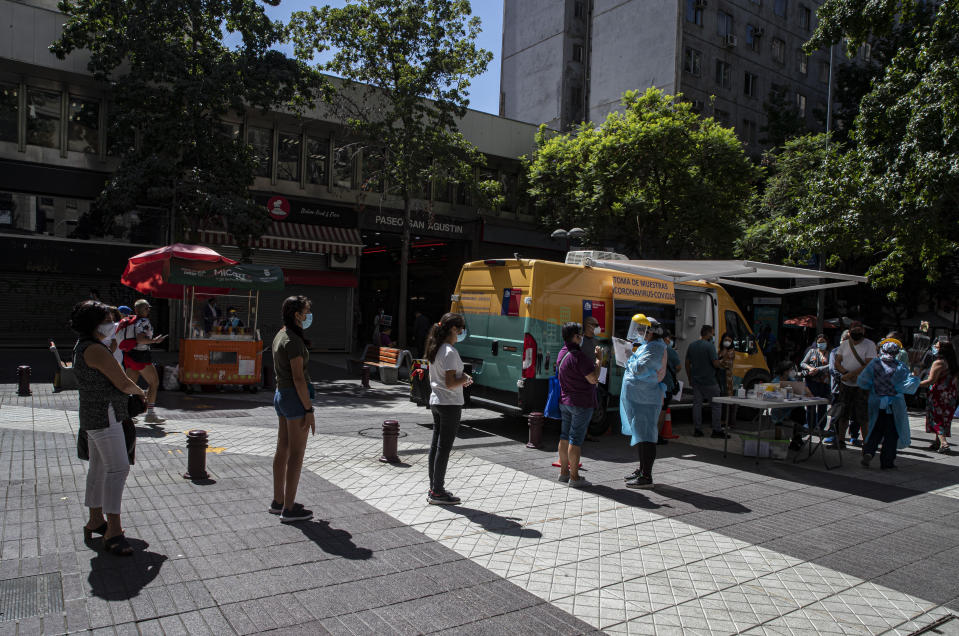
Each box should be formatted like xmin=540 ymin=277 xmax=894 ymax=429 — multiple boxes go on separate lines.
xmin=660 ymin=408 xmax=679 ymax=439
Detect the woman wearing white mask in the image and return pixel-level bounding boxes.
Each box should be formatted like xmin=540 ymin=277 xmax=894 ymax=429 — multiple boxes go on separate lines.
xmin=801 ymin=334 xmax=831 ymax=433
xmin=425 ymin=312 xmax=473 ymax=505
xmin=270 ymin=295 xmax=315 ymax=523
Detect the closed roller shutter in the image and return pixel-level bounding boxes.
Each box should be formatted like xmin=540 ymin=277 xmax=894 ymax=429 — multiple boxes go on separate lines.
xmin=258 ymin=285 xmax=353 ymax=352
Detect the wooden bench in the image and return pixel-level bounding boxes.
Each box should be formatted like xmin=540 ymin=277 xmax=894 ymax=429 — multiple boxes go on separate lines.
xmin=349 ymin=346 xmax=412 ymax=385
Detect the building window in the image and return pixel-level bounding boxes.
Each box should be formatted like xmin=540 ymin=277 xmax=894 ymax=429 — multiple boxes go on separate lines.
xmin=796 ymin=92 xmax=806 ymax=117
xmin=861 ymin=43 xmax=872 ymax=61
xmin=685 ymin=0 xmax=703 ymax=26
xmin=572 ymin=44 xmax=584 ymax=63
xmin=744 ymin=71 xmax=758 ymax=97
xmin=684 ymin=48 xmax=703 ymax=77
xmin=67 ymin=96 xmax=100 ymax=154
xmin=818 ymin=61 xmax=830 ymax=83
xmin=247 ymin=126 xmax=272 ymax=178
xmin=796 ymin=50 xmax=808 ymax=75
xmin=219 ymin=122 xmax=240 ymax=141
xmin=715 ymin=60 xmax=731 ymax=89
xmin=306 ymin=136 xmax=329 ymax=186
xmin=333 ymin=143 xmax=354 ymax=189
xmin=570 ymin=85 xmax=584 ymax=122
xmin=742 ymin=119 xmax=758 ymax=144
xmin=0 ymin=83 xmax=18 ymax=143
xmin=714 ymin=108 xmax=731 ymax=126
xmin=500 ymin=172 xmax=518 ymax=212
xmin=771 ymin=38 xmax=785 ymax=64
xmin=26 ymin=88 xmax=62 ymax=149
xmin=745 ymin=25 xmax=762 ymax=52
xmin=361 ymin=147 xmax=385 ymax=193
xmin=774 ymin=0 xmax=787 ymax=16
xmin=717 ymin=11 xmax=733 ymax=37
xmin=799 ymin=5 xmax=811 ymax=30
xmin=276 ymin=131 xmax=301 ymax=182
xmin=574 ymin=1 xmax=585 ymax=19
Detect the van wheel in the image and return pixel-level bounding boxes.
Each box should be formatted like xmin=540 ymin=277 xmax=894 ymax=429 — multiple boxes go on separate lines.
xmin=588 ymin=394 xmax=611 ymax=436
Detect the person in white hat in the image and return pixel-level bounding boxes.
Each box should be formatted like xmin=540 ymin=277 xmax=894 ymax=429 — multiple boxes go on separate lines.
xmin=120 ymin=299 xmax=166 ymax=423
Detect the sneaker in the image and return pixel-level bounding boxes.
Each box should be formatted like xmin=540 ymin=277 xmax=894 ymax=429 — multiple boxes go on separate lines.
xmin=268 ymin=500 xmax=283 ymax=515
xmin=693 ymin=429 xmax=705 ymax=437
xmin=929 ymin=439 xmax=941 ymax=451
xmin=626 ymin=475 xmax=654 ymax=489
xmin=860 ymin=453 xmax=873 ymax=467
xmin=788 ymin=438 xmax=804 ymax=451
xmin=938 ymin=445 xmax=951 ymax=455
xmin=280 ymin=503 xmax=313 ymax=523
xmin=428 ymin=490 xmax=461 ymax=505
xmin=568 ymin=476 xmax=592 ymax=489
xmin=710 ymin=430 xmax=730 ymax=439
xmin=558 ymin=473 xmax=570 ymax=484
xmin=144 ymin=413 xmax=166 ymax=424
xmin=624 ymin=468 xmax=642 ymax=481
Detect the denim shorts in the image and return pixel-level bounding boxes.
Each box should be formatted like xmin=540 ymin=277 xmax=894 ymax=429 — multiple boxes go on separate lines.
xmin=274 ymin=388 xmax=307 ymax=419
xmin=559 ymin=403 xmax=593 ymax=446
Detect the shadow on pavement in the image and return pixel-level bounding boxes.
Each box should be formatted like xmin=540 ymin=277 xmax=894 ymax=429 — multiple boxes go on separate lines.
xmin=297 ymin=519 xmax=373 ymax=560
xmin=87 ymin=544 xmax=166 ymax=600
xmin=445 ymin=505 xmax=543 ymax=539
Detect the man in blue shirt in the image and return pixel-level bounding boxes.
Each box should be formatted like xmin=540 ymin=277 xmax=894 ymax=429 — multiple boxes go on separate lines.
xmin=685 ymin=325 xmax=727 ymax=438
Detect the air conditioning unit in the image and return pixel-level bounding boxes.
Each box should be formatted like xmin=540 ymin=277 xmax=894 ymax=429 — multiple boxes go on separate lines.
xmin=691 ymin=99 xmax=705 ymax=112
xmin=694 ymin=0 xmax=707 ymax=7
xmin=753 ymin=27 xmax=765 ymax=38
xmin=329 ymin=252 xmax=358 ymax=269
xmin=725 ymin=34 xmax=738 ymax=47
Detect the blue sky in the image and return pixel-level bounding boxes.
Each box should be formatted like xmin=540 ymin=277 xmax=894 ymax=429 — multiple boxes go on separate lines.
xmin=261 ymin=1 xmax=504 ymax=115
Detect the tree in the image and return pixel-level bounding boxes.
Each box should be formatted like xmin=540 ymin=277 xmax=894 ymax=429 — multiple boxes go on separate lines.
xmin=51 ymin=0 xmax=315 ymax=254
xmin=760 ymin=84 xmax=806 ymax=147
xmin=526 ymin=88 xmax=760 ymax=258
xmin=289 ymin=0 xmax=498 ymax=346
xmin=765 ymin=0 xmax=959 ymax=299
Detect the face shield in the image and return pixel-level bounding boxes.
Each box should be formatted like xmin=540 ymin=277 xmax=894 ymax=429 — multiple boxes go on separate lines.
xmin=627 ymin=314 xmax=652 ymax=344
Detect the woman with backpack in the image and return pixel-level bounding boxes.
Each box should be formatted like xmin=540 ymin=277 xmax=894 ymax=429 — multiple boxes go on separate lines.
xmin=425 ymin=313 xmax=473 ymax=504
xmin=921 ymin=338 xmax=958 ymax=454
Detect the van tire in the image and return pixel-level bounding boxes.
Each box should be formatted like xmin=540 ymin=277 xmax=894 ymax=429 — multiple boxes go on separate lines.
xmin=588 ymin=393 xmax=611 ymax=436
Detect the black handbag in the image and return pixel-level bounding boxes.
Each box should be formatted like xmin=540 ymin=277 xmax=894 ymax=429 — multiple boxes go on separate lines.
xmin=128 ymin=394 xmax=146 ymax=418
xmin=76 ymin=415 xmax=137 ymax=465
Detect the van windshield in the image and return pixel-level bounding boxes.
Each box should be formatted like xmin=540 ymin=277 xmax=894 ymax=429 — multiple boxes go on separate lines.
xmin=613 ymin=301 xmax=677 ymax=340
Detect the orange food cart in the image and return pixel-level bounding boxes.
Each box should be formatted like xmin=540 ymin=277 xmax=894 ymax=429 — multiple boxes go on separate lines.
xmin=170 ymin=261 xmax=284 ymax=392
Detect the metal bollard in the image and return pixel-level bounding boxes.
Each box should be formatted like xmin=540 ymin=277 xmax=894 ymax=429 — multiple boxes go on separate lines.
xmin=527 ymin=411 xmax=544 ymax=449
xmin=183 ymin=429 xmax=210 ymax=480
xmin=361 ymin=365 xmax=371 ymax=389
xmin=380 ymin=419 xmax=400 ymax=463
xmin=17 ymin=365 xmax=32 ymax=396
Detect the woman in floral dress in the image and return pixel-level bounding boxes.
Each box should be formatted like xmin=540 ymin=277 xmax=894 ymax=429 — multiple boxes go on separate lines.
xmin=920 ymin=338 xmax=958 ymax=454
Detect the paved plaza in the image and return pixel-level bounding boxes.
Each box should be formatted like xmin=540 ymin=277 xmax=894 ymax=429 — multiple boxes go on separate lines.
xmin=1 ymin=380 xmax=958 ymax=635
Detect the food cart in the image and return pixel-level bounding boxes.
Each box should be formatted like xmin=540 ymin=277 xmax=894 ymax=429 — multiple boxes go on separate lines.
xmin=121 ymin=244 xmax=284 ymax=392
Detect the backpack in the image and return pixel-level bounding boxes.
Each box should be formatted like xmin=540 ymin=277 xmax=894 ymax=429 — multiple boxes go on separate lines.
xmin=115 ymin=316 xmax=139 ymax=352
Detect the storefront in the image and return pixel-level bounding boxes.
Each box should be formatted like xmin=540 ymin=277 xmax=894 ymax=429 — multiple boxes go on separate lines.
xmin=358 ymin=207 xmax=475 ymax=346
xmin=199 ymin=194 xmax=363 ymax=352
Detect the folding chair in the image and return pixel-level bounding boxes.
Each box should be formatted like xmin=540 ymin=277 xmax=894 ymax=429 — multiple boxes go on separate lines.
xmin=794 ymin=400 xmax=842 ymax=469
xmin=51 ymin=342 xmax=79 ymax=392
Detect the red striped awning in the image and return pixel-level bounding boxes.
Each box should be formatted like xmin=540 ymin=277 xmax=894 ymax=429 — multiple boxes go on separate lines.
xmin=199 ymin=222 xmax=363 ymax=256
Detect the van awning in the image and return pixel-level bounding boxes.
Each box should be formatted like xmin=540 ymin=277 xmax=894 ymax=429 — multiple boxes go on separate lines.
xmin=586 ymin=259 xmax=867 ymax=295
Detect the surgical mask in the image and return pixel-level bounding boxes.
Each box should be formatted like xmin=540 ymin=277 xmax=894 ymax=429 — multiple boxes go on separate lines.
xmin=456 ymin=328 xmax=468 ymax=343
xmin=851 ymin=331 xmax=864 ymax=342
xmin=592 ymin=325 xmax=602 ymax=334
xmin=788 ymin=370 xmax=798 ymax=379
xmin=932 ymin=345 xmax=940 ymax=356
xmin=817 ymin=342 xmax=827 ymax=350
xmin=97 ymin=322 xmax=114 ymax=340
xmin=302 ymin=313 xmax=313 ymax=330
xmin=723 ymin=339 xmax=732 ymax=348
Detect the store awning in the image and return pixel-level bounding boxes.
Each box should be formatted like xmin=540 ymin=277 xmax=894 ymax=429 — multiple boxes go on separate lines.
xmin=586 ymin=259 xmax=868 ymax=295
xmin=199 ymin=222 xmax=364 ymax=256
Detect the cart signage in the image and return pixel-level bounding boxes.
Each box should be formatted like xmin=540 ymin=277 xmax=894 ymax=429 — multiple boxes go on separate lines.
xmin=611 ymin=275 xmax=675 ymax=304
xmin=169 ymin=263 xmax=285 ymax=290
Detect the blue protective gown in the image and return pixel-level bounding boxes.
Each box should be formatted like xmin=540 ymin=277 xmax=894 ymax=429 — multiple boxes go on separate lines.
xmin=620 ymin=339 xmax=668 ymax=446
xmin=857 ymin=358 xmax=920 ymax=449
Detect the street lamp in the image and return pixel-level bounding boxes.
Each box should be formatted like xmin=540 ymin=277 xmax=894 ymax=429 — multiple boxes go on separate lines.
xmin=551 ymin=227 xmax=587 ymax=251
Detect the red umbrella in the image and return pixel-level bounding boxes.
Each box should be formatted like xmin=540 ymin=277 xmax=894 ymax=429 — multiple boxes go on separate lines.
xmin=784 ymin=315 xmax=838 ymax=329
xmin=121 ymin=243 xmax=238 ymax=299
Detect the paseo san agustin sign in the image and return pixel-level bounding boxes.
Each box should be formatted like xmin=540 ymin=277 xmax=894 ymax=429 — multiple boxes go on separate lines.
xmin=372 ymin=213 xmax=465 ymax=235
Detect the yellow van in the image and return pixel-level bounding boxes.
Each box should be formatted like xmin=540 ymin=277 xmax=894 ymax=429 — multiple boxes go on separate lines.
xmin=450 ymin=254 xmax=770 ymax=433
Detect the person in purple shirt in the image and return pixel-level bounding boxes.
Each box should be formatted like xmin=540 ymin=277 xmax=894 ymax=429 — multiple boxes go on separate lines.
xmin=556 ymin=322 xmax=601 ymax=488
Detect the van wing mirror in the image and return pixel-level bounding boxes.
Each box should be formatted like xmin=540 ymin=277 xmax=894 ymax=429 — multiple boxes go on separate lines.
xmin=746 ymin=335 xmax=758 ymax=354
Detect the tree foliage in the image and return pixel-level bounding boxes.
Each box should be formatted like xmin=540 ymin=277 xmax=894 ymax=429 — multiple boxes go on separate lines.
xmin=760 ymin=84 xmax=806 ymax=147
xmin=526 ymin=88 xmax=760 ymax=258
xmin=747 ymin=0 xmax=959 ymax=300
xmin=52 ymin=0 xmax=315 ymax=254
xmin=289 ymin=0 xmax=497 ymax=344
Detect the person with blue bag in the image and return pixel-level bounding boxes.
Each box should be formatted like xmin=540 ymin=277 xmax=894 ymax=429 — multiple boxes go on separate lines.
xmin=554 ymin=322 xmax=601 ymax=488
xmin=621 ymin=314 xmax=669 ymax=489
xmin=858 ymin=338 xmax=920 ymax=470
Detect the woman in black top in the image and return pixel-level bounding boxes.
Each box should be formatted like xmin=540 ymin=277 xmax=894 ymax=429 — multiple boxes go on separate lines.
xmin=72 ymin=300 xmax=146 ymax=556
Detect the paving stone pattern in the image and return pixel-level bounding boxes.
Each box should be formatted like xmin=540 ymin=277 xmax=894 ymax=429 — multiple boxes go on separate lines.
xmin=1 ymin=383 xmax=958 ymax=635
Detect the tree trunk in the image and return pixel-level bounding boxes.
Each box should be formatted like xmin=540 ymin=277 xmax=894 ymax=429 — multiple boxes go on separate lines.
xmin=398 ymin=196 xmax=411 ymax=347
